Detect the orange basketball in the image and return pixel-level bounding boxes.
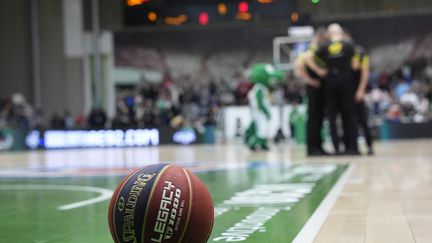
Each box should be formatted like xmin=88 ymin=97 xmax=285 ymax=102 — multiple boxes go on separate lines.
xmin=108 ymin=164 xmax=214 ymax=243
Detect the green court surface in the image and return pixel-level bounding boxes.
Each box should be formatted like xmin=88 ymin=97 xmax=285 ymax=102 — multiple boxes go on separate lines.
xmin=0 ymin=163 xmax=347 ymax=242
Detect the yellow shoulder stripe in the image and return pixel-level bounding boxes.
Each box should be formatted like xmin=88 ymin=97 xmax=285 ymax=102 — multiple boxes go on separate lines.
xmin=361 ymin=55 xmax=370 ymax=67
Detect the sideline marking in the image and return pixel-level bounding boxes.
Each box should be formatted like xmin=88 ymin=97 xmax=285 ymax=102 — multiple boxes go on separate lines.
xmin=0 ymin=184 xmax=113 ymax=210
xmin=292 ymin=164 xmax=355 ymax=243
xmin=0 ymin=160 xmax=255 ymax=178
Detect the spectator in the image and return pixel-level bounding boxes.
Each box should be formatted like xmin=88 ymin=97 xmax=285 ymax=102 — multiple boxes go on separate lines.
xmin=234 ymin=74 xmax=252 ymax=105
xmin=426 ymin=84 xmax=432 ymax=104
xmin=386 ymin=104 xmax=402 ymax=123
xmin=400 ymin=88 xmax=420 ymax=118
xmin=50 ymin=112 xmax=65 ymax=129
xmin=395 ymin=78 xmax=410 ymax=100
xmin=369 ymin=85 xmax=382 ymax=115
xmin=140 ymin=99 xmax=156 ymax=127
xmin=285 ymin=82 xmax=303 ymax=105
xmin=64 ymin=111 xmax=75 ymax=129
xmin=88 ymin=108 xmax=107 ymax=129
xmin=425 ymin=62 xmax=432 ymax=84
xmin=74 ymin=113 xmax=87 ymax=128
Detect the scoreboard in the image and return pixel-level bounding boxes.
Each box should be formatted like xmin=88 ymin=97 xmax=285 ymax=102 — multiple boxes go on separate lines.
xmin=124 ymin=0 xmax=298 ymax=27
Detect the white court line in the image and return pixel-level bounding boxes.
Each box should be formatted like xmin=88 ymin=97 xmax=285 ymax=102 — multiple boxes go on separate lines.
xmin=292 ymin=164 xmax=355 ymax=243
xmin=0 ymin=185 xmax=113 ymax=211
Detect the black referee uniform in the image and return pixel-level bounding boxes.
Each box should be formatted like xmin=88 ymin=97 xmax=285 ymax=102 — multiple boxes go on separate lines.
xmin=354 ymin=46 xmax=374 ymax=154
xmin=298 ymin=47 xmax=326 ymax=155
xmin=315 ymin=40 xmax=359 ymax=154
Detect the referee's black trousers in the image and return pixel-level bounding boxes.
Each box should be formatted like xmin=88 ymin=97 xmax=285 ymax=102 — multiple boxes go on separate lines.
xmin=306 ymin=85 xmax=325 ymax=154
xmin=325 ymin=79 xmax=359 ymax=153
xmin=357 ymin=101 xmax=373 ymax=148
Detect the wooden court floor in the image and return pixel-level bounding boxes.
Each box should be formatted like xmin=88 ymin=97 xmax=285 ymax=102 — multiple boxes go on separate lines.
xmin=0 ymin=139 xmax=431 ymax=242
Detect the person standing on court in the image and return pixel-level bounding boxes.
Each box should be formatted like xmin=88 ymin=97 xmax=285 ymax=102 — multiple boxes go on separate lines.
xmin=306 ymin=24 xmax=360 ymax=155
xmin=353 ymin=45 xmax=374 ymax=155
xmin=295 ymin=28 xmax=329 ymax=156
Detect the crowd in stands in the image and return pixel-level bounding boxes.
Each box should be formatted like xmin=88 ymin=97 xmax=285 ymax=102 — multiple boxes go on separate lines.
xmin=366 ymin=60 xmax=432 ymax=123
xmin=0 ymin=93 xmax=42 ymax=130
xmin=113 ymin=33 xmax=432 ymax=128
xmin=1 ymin=34 xmax=432 ymax=131
xmin=111 ymin=73 xmax=309 ymax=131
xmin=112 ymin=80 xmax=219 ymax=130
xmin=362 ymin=34 xmax=432 ymax=123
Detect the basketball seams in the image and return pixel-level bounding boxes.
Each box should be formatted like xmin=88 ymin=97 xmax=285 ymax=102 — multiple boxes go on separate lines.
xmin=141 ymin=164 xmax=172 ymax=243
xmin=110 ymin=165 xmax=212 ymax=243
xmin=111 ymin=167 xmax=143 ymax=243
xmin=178 ymin=168 xmax=193 ymax=243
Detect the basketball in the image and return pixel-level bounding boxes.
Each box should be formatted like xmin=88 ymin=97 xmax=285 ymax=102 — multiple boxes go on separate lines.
xmin=108 ymin=164 xmax=214 ymax=243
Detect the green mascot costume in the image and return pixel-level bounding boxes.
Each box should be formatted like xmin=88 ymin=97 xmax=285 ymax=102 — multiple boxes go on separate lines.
xmin=245 ymin=63 xmax=283 ymax=151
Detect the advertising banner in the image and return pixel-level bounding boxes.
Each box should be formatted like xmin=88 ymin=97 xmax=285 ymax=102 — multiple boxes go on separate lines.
xmin=21 ymin=126 xmax=213 ymax=150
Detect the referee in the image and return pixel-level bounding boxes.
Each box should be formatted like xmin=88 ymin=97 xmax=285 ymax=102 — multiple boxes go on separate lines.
xmin=306 ymin=24 xmax=360 ymax=155
xmin=295 ymin=29 xmax=328 ymax=156
xmin=353 ymin=45 xmax=374 ymax=155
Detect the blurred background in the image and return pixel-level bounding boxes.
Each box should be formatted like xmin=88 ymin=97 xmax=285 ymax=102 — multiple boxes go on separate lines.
xmin=1 ymin=0 xmax=432 ymax=150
